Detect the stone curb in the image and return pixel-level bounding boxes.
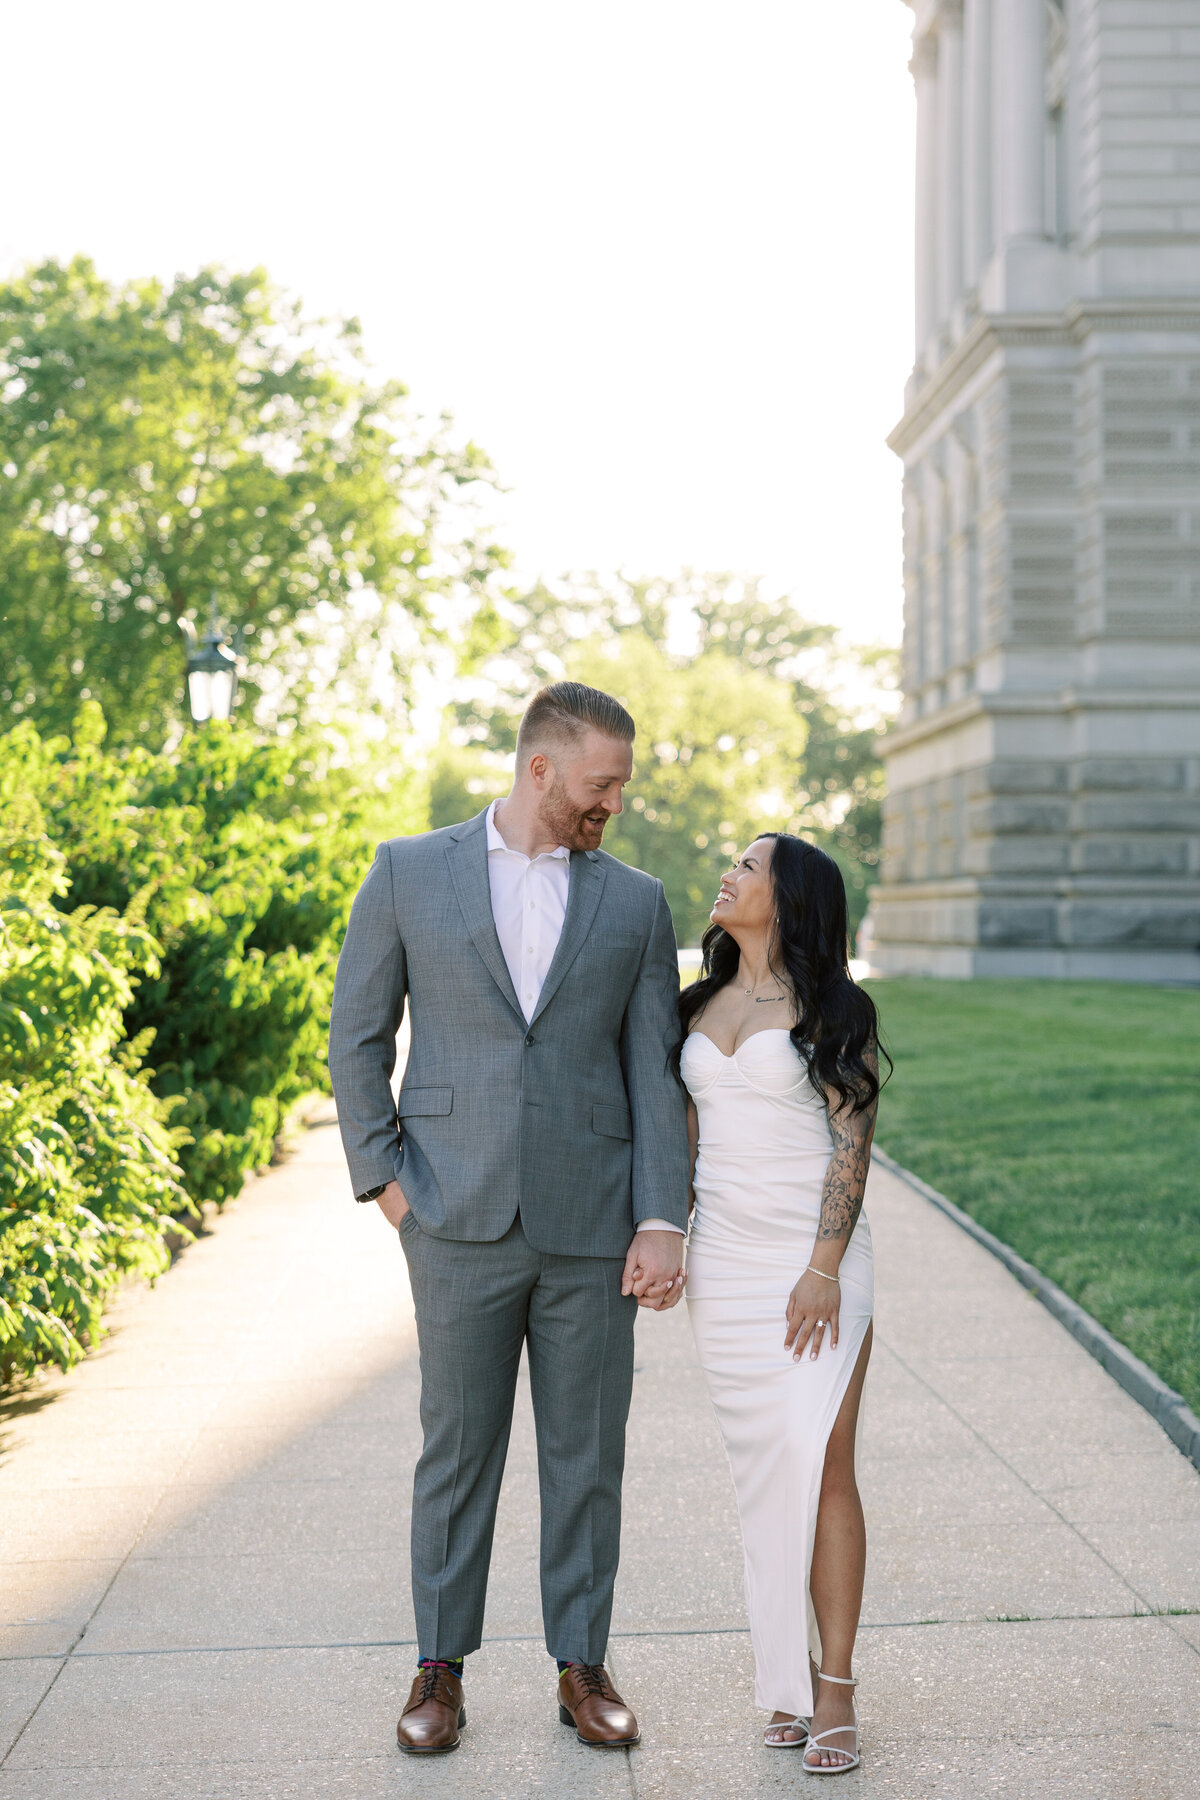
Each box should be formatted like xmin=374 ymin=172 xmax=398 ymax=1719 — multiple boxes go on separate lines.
xmin=873 ymin=1147 xmax=1200 ymax=1474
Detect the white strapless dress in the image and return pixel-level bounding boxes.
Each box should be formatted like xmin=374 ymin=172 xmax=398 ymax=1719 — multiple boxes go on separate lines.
xmin=682 ymin=1028 xmax=873 ymax=1716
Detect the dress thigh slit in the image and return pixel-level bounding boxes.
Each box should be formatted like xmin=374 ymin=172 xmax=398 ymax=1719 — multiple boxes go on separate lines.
xmin=687 ymin=1267 xmax=872 ymax=1717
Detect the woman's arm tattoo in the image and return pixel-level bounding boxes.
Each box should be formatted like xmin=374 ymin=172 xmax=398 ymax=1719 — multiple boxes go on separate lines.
xmin=816 ymin=1098 xmax=876 ymax=1243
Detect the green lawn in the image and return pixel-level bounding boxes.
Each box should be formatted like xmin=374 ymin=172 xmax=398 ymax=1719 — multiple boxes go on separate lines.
xmin=864 ymin=978 xmax=1200 ymax=1414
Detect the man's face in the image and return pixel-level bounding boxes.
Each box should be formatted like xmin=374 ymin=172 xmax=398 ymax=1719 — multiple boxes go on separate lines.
xmin=535 ymin=728 xmax=634 ymax=852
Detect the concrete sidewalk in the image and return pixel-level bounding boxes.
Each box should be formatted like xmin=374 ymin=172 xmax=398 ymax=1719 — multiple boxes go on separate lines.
xmin=2 ymin=1102 xmax=1199 ymax=1799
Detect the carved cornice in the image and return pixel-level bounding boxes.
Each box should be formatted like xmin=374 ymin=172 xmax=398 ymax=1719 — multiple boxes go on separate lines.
xmin=878 ymin=686 xmax=1200 ymax=759
xmin=870 ymin=873 xmax=1200 ymax=901
xmin=1065 ymin=298 xmax=1200 ymax=335
xmin=889 ymin=317 xmax=1015 ymax=456
xmin=890 ymin=299 xmax=1200 ymax=457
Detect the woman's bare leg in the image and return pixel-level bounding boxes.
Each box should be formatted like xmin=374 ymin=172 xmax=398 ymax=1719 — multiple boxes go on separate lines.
xmin=805 ymin=1322 xmax=873 ymax=1768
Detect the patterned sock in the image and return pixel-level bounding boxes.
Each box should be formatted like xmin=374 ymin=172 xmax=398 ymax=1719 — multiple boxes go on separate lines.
xmin=418 ymin=1656 xmax=463 ymax=1679
xmin=557 ymin=1658 xmax=584 ymax=1674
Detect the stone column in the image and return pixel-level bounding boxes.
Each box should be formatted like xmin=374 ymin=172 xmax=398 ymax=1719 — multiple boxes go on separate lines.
xmin=962 ymin=0 xmax=993 ymax=287
xmin=995 ymin=0 xmax=1046 ymax=244
xmin=937 ymin=2 xmax=965 ymax=325
xmin=912 ymin=32 xmax=940 ymax=358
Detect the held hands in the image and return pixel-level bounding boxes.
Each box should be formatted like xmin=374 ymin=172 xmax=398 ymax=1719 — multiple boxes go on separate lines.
xmin=622 ymin=1230 xmax=686 ymax=1310
xmin=784 ymin=1264 xmax=841 ymax=1361
xmin=374 ymin=1180 xmax=411 ymax=1229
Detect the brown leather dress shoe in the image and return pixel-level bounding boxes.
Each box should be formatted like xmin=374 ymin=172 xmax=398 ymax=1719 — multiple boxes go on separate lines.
xmin=397 ymin=1665 xmax=465 ymax=1754
xmin=557 ymin=1663 xmax=640 ymax=1746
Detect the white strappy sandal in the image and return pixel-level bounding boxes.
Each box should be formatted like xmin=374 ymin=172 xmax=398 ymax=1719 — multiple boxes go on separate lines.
xmin=762 ymin=1656 xmax=819 ymax=1748
xmin=762 ymin=1714 xmax=809 ymax=1748
xmin=803 ymin=1672 xmax=859 ymax=1774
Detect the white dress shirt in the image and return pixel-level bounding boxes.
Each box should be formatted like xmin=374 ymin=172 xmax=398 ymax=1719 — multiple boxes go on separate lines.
xmin=485 ymin=799 xmax=571 ymax=1024
xmin=485 ymin=800 xmax=681 ymax=1237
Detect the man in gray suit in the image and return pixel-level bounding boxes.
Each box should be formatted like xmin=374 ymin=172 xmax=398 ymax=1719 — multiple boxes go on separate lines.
xmin=329 ymin=681 xmax=689 ymax=1754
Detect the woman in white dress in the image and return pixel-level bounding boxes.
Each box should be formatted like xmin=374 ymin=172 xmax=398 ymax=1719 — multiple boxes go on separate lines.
xmin=678 ymin=833 xmax=887 ymax=1774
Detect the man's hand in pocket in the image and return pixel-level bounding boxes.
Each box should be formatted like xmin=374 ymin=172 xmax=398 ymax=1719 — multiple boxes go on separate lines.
xmin=375 ymin=1180 xmax=410 ymax=1229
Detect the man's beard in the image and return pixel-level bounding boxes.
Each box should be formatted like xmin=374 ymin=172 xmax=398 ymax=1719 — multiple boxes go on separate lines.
xmin=537 ymin=776 xmax=609 ymax=852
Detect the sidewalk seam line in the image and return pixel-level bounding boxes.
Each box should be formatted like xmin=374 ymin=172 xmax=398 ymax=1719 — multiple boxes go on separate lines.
xmin=2 ymin=1609 xmax=1188 ymax=1665
xmin=604 ymin=1643 xmax=642 ymax=1798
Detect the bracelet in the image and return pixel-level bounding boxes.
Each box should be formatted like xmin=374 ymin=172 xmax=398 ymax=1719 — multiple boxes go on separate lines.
xmin=806 ymin=1264 xmax=840 ymax=1284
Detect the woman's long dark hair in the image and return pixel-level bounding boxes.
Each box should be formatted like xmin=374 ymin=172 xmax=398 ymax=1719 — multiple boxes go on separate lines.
xmin=675 ymin=834 xmax=890 ymax=1116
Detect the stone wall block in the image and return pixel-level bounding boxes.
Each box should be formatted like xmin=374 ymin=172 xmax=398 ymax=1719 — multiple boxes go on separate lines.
xmin=1078 ymin=795 xmax=1200 ymax=831
xmin=1094 ymin=29 xmax=1176 ymax=56
xmin=1104 ymin=174 xmax=1200 ymax=205
xmin=872 ymin=894 xmax=981 ymax=947
xmin=1106 ymin=3 xmax=1200 ymax=27
xmin=1101 ymin=3 xmax=1200 ymax=28
xmin=977 ymin=902 xmax=1061 ymax=946
xmin=1075 ymin=758 xmax=1187 ymax=789
xmin=976 ymin=760 xmax=1072 ymax=795
xmin=1104 ymin=118 xmax=1200 ymax=146
xmin=977 ymin=837 xmax=1073 ymax=875
xmin=1066 ymin=902 xmax=1200 ymax=946
xmin=967 ymin=796 xmax=1073 ymax=835
xmin=1073 ymin=837 xmax=1192 ymax=873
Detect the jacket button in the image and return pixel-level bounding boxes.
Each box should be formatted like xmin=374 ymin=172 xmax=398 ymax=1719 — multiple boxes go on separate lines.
xmin=525 ymin=1032 xmax=535 ymax=1046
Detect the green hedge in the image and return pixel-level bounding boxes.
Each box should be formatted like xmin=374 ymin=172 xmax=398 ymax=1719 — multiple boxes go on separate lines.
xmin=1 ymin=755 xmax=185 ymax=1374
xmin=1 ymin=707 xmax=423 ymax=1377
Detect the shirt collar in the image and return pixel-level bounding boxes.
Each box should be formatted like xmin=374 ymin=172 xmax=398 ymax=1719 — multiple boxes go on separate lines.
xmin=486 ymin=799 xmax=570 ymax=861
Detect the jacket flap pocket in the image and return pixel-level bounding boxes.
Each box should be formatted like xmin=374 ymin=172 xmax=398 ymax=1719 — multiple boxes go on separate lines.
xmin=592 ymin=1102 xmax=632 ymax=1141
xmin=398 ymin=1085 xmax=454 ymax=1117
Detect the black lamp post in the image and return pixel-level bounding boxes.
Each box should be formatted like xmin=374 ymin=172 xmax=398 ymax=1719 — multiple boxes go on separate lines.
xmin=178 ymin=597 xmax=239 ymax=724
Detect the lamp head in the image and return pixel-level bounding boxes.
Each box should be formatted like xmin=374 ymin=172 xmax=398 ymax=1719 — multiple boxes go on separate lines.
xmin=178 ymin=600 xmax=239 ymax=723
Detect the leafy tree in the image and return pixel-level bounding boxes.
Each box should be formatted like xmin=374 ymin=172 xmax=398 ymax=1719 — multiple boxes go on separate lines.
xmin=568 ymin=631 xmax=808 ymax=942
xmin=0 ymin=258 xmax=506 ymax=745
xmin=689 ymin=582 xmax=897 ymax=935
xmin=436 ymin=572 xmax=896 ymax=941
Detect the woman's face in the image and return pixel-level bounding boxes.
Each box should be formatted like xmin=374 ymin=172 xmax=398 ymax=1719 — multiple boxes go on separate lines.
xmin=710 ymin=838 xmax=776 ymax=933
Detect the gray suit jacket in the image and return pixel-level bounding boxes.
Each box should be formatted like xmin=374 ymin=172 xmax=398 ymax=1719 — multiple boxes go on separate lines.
xmin=328 ymin=809 xmax=690 ymax=1256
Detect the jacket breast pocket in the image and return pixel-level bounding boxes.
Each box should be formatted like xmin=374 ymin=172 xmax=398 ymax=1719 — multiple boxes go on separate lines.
xmin=397 ymin=1086 xmax=454 ymax=1117
xmin=592 ymin=1102 xmax=632 ymax=1141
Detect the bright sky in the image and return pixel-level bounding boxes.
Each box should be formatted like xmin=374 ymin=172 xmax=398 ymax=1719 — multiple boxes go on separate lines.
xmin=1 ymin=0 xmax=915 ymax=648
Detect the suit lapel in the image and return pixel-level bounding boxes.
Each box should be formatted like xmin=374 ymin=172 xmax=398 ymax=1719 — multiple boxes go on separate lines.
xmin=529 ymin=851 xmax=607 ymax=1028
xmin=444 ymin=813 xmax=525 ymax=1023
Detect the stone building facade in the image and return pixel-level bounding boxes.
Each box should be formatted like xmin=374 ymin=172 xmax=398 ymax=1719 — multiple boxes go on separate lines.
xmin=865 ymin=0 xmax=1200 ymax=979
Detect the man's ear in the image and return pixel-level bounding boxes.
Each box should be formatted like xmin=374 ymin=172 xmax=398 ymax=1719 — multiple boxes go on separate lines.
xmin=528 ymin=751 xmax=551 ymax=788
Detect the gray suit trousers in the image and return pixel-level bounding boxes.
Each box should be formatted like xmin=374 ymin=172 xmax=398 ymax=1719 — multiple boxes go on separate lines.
xmin=399 ymin=1211 xmax=636 ymax=1662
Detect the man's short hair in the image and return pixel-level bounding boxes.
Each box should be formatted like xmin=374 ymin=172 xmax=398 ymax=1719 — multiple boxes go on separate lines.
xmin=516 ymin=681 xmax=635 ymax=761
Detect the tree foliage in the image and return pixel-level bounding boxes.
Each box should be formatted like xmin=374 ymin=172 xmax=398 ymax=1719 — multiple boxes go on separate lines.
xmin=568 ymin=632 xmax=808 ymax=941
xmin=437 ymin=572 xmax=895 ymax=943
xmin=688 ymin=581 xmax=896 ymax=936
xmin=0 ymin=257 xmax=506 ymax=745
